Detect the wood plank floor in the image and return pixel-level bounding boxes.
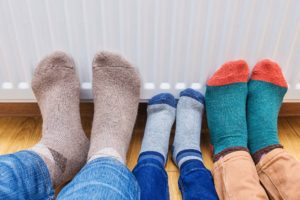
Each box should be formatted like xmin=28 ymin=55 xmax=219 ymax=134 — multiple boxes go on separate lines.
xmin=0 ymin=116 xmax=300 ymax=199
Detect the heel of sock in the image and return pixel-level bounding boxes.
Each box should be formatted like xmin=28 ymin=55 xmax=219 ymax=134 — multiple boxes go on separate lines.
xmin=30 ymin=144 xmax=66 ymax=186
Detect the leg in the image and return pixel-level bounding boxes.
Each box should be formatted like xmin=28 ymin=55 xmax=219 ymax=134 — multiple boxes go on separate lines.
xmin=88 ymin=52 xmax=140 ymax=163
xmin=172 ymin=88 xmax=218 ymax=200
xmin=206 ymin=60 xmax=268 ymax=200
xmin=179 ymin=160 xmax=217 ymax=200
xmin=212 ymin=151 xmax=267 ymax=200
xmin=59 ymin=52 xmax=140 ymax=199
xmin=133 ymin=93 xmax=176 ymax=200
xmin=256 ymin=148 xmax=300 ymax=200
xmin=247 ymin=60 xmax=300 ymax=199
xmin=0 ymin=52 xmax=89 ymax=199
xmin=0 ymin=151 xmax=54 ymax=199
xmin=133 ymin=153 xmax=169 ymax=200
xmin=30 ymin=52 xmax=89 ymax=187
xmin=57 ymin=157 xmax=140 ymax=200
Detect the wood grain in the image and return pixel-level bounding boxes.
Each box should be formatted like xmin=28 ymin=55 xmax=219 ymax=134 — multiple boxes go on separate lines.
xmin=0 ymin=116 xmax=300 ymax=199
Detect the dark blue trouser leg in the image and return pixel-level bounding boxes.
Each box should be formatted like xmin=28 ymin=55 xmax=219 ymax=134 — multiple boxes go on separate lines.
xmin=179 ymin=160 xmax=218 ymax=200
xmin=133 ymin=151 xmax=169 ymax=200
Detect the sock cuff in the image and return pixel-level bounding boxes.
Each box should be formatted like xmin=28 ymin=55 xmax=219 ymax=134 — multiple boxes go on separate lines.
xmin=88 ymin=148 xmax=124 ymax=164
xmin=148 ymin=93 xmax=176 ymax=108
xmin=180 ymin=88 xmax=205 ymax=104
xmin=138 ymin=151 xmax=166 ymax=166
xmin=252 ymin=144 xmax=283 ymax=164
xmin=213 ymin=146 xmax=249 ymax=162
xmin=174 ymin=149 xmax=203 ymax=167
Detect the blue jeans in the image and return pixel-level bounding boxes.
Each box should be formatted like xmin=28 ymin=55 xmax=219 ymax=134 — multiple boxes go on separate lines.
xmin=133 ymin=152 xmax=169 ymax=200
xmin=133 ymin=151 xmax=218 ymax=200
xmin=0 ymin=151 xmax=140 ymax=200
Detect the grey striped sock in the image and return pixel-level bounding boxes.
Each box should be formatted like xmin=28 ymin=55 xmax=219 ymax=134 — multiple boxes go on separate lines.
xmin=140 ymin=93 xmax=176 ymax=165
xmin=172 ymin=88 xmax=205 ymax=168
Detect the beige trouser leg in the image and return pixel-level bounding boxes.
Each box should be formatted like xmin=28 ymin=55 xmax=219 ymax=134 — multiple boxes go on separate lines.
xmin=256 ymin=148 xmax=300 ymax=200
xmin=212 ymin=151 xmax=269 ymax=200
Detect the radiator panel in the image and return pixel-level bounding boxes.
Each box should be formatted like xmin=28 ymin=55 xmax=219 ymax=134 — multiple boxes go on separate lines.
xmin=0 ymin=0 xmax=300 ymax=101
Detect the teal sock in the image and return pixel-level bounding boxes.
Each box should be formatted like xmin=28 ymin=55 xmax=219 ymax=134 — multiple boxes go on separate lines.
xmin=205 ymin=60 xmax=249 ymax=157
xmin=247 ymin=59 xmax=287 ymax=158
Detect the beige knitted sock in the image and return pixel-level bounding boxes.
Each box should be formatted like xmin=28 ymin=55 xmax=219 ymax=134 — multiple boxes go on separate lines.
xmin=30 ymin=51 xmax=89 ymax=187
xmin=88 ymin=52 xmax=141 ymax=164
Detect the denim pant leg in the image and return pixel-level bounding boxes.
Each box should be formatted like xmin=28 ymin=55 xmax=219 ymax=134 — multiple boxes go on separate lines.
xmin=0 ymin=150 xmax=55 ymax=200
xmin=179 ymin=160 xmax=218 ymax=200
xmin=132 ymin=151 xmax=169 ymax=200
xmin=57 ymin=157 xmax=140 ymax=200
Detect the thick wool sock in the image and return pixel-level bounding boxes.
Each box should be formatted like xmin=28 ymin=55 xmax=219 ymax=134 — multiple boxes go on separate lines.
xmin=139 ymin=93 xmax=176 ymax=166
xmin=247 ymin=59 xmax=287 ymax=162
xmin=172 ymin=88 xmax=204 ymax=168
xmin=30 ymin=51 xmax=89 ymax=187
xmin=205 ymin=60 xmax=249 ymax=160
xmin=88 ymin=52 xmax=141 ymax=164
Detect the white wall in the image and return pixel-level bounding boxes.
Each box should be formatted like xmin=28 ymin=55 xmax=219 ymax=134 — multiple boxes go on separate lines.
xmin=0 ymin=0 xmax=300 ymax=101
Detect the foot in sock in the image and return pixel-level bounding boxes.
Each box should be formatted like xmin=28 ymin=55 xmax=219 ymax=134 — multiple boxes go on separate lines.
xmin=247 ymin=59 xmax=287 ymax=163
xmin=30 ymin=51 xmax=89 ymax=186
xmin=172 ymin=88 xmax=205 ymax=168
xmin=139 ymin=93 xmax=176 ymax=166
xmin=88 ymin=52 xmax=141 ymax=164
xmin=205 ymin=60 xmax=249 ymax=160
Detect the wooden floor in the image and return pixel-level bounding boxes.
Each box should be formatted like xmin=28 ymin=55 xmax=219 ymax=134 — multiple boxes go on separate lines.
xmin=0 ymin=116 xmax=300 ymax=199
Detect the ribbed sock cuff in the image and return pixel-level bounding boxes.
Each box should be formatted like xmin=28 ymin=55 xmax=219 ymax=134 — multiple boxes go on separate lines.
xmin=174 ymin=149 xmax=203 ymax=168
xmin=138 ymin=151 xmax=166 ymax=166
xmin=213 ymin=146 xmax=249 ymax=162
xmin=252 ymin=144 xmax=283 ymax=164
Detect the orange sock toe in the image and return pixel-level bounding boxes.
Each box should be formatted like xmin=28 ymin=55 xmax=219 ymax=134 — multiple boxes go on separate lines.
xmin=207 ymin=60 xmax=249 ymax=86
xmin=251 ymin=59 xmax=288 ymax=88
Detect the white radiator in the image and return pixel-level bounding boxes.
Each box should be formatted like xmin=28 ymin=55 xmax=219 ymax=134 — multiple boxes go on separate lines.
xmin=1 ymin=0 xmax=300 ymax=102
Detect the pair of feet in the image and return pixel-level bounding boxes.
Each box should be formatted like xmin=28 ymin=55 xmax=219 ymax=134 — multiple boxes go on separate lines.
xmin=140 ymin=88 xmax=205 ymax=168
xmin=205 ymin=59 xmax=287 ymax=162
xmin=30 ymin=51 xmax=141 ymax=187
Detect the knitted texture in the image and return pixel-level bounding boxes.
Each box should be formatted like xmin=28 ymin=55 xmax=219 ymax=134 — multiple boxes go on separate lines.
xmin=30 ymin=51 xmax=89 ymax=187
xmin=88 ymin=52 xmax=141 ymax=164
xmin=206 ymin=60 xmax=249 ymax=155
xmin=247 ymin=59 xmax=287 ymax=155
xmin=140 ymin=93 xmax=176 ymax=165
xmin=172 ymin=88 xmax=204 ymax=168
